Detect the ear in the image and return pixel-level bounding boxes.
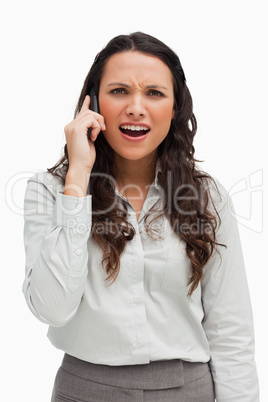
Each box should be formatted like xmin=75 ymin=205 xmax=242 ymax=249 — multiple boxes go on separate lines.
xmin=171 ymin=109 xmax=175 ymax=119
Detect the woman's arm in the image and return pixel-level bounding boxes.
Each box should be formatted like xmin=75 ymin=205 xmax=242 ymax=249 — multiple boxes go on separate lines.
xmin=23 ymin=95 xmax=105 ymax=326
xmin=201 ymin=181 xmax=259 ymax=401
xmin=22 ymin=172 xmax=92 ymax=327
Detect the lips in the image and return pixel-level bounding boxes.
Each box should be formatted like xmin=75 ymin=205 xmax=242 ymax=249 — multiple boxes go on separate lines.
xmin=119 ymin=124 xmax=150 ymax=137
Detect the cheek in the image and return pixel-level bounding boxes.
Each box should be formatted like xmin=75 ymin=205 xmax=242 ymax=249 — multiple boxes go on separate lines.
xmin=99 ymin=97 xmax=121 ymax=126
xmin=99 ymin=102 xmax=112 ymax=122
xmin=155 ymin=103 xmax=174 ymax=126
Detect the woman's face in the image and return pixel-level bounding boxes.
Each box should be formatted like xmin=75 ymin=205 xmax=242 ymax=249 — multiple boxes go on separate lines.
xmin=98 ymin=51 xmax=175 ymax=163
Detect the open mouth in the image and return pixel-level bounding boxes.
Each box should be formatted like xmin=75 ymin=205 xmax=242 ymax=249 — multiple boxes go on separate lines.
xmin=119 ymin=125 xmax=150 ymax=137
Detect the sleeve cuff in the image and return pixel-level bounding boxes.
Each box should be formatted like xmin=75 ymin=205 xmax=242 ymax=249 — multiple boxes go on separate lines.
xmin=53 ymin=192 xmax=92 ymax=230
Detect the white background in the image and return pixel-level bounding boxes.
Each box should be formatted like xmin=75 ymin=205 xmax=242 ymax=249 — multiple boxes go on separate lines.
xmin=1 ymin=1 xmax=267 ymax=400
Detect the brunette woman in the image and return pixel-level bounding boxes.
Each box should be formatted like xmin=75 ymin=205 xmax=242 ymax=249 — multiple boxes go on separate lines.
xmin=23 ymin=32 xmax=259 ymax=401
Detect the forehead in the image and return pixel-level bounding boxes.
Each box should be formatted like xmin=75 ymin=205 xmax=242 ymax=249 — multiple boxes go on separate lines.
xmin=101 ymin=51 xmax=173 ymax=87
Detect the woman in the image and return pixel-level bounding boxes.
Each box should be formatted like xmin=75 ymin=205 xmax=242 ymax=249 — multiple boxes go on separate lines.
xmin=23 ymin=32 xmax=259 ymax=401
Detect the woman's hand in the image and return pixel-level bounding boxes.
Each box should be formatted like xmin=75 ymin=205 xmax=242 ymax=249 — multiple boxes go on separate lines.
xmin=63 ymin=95 xmax=106 ymax=197
xmin=64 ymin=95 xmax=106 ymax=174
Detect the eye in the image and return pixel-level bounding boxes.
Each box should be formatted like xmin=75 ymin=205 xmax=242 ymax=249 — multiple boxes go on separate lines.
xmin=110 ymin=88 xmax=128 ymax=95
xmin=147 ymin=89 xmax=164 ymax=97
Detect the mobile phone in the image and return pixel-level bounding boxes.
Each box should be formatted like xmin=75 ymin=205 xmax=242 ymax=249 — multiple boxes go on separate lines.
xmin=88 ymin=87 xmax=100 ymax=139
xmin=89 ymin=87 xmax=99 ymax=113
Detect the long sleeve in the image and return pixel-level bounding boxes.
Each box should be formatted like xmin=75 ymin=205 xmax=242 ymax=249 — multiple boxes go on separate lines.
xmin=201 ymin=181 xmax=259 ymax=401
xmin=22 ymin=172 xmax=92 ymax=327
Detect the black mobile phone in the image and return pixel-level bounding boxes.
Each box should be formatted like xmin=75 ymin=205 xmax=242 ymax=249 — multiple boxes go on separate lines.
xmin=89 ymin=87 xmax=99 ymax=113
xmin=88 ymin=87 xmax=100 ymax=139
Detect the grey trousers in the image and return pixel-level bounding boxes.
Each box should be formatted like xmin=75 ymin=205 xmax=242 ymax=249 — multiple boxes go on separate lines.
xmin=51 ymin=354 xmax=215 ymax=402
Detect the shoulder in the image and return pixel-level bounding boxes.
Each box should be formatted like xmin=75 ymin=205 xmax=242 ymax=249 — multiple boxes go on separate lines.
xmin=27 ymin=170 xmax=65 ymax=199
xmin=200 ymin=173 xmax=228 ymax=200
xmin=200 ymin=174 xmax=231 ymax=218
xmin=206 ymin=175 xmax=228 ymax=199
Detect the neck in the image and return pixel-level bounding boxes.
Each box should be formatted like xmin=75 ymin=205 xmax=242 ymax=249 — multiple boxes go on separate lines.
xmin=114 ymin=152 xmax=157 ymax=187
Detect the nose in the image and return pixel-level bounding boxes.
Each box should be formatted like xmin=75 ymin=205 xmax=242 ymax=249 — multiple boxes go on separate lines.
xmin=125 ymin=94 xmax=146 ymax=118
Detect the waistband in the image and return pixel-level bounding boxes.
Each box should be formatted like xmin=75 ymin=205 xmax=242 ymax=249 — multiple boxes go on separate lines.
xmin=60 ymin=354 xmax=210 ymax=390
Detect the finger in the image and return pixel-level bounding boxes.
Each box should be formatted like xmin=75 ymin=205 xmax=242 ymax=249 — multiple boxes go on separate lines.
xmin=80 ymin=95 xmax=90 ymax=113
xmin=96 ymin=115 xmax=106 ymax=131
xmin=89 ymin=120 xmax=102 ymax=142
xmin=79 ymin=113 xmax=106 ymax=133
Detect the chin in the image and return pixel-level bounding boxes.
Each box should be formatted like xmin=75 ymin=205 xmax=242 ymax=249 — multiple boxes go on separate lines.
xmin=116 ymin=151 xmax=148 ymax=161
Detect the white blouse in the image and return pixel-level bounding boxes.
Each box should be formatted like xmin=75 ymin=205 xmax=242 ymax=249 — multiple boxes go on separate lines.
xmin=22 ymin=169 xmax=259 ymax=401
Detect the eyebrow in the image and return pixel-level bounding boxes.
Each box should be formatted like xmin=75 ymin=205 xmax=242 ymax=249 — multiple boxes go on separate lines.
xmin=107 ymin=82 xmax=168 ymax=90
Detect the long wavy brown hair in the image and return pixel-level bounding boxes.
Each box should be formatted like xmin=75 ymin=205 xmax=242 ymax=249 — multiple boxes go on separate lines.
xmin=48 ymin=32 xmax=223 ymax=295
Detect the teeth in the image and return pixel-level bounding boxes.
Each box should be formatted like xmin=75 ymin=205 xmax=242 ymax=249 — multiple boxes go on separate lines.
xmin=120 ymin=125 xmax=149 ymax=131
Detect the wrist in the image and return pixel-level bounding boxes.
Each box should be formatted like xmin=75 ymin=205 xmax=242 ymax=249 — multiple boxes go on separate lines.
xmin=64 ymin=168 xmax=91 ymax=198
